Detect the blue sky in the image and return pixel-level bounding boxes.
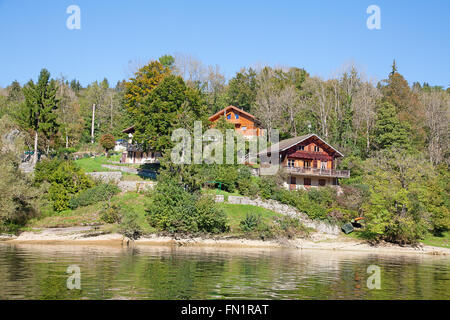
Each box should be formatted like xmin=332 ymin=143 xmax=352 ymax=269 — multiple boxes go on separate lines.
xmin=0 ymin=0 xmax=449 ymax=87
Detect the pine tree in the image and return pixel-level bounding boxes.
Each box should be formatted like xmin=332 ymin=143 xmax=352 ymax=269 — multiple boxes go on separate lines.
xmin=373 ymin=102 xmax=411 ymax=151
xmin=22 ymin=69 xmax=59 ymax=163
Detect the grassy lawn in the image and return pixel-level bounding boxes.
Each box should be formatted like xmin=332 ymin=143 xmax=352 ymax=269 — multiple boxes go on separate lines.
xmin=421 ymin=231 xmax=450 ymax=249
xmin=219 ymin=203 xmax=282 ymax=233
xmin=74 ymin=155 xmax=120 ymax=172
xmin=28 ymin=192 xmax=154 ymax=233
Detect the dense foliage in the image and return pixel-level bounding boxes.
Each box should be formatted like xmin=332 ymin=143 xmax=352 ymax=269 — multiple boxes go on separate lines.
xmin=146 ymin=178 xmax=228 ymax=234
xmin=69 ymin=183 xmax=121 ymax=209
xmin=99 ymin=133 xmax=115 ymax=154
xmin=34 ymin=159 xmax=93 ymax=212
xmin=0 ymin=116 xmax=40 ymax=231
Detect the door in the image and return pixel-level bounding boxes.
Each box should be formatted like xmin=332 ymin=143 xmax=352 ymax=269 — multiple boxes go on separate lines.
xmin=290 ymin=177 xmax=296 ymax=190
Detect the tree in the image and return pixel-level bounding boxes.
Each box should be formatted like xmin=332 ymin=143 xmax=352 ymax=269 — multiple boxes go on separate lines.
xmin=133 ymin=75 xmax=208 ymax=152
xmin=353 ymin=82 xmax=381 ymax=155
xmin=420 ymin=91 xmax=449 ymax=165
xmin=22 ymin=69 xmax=59 ymax=163
xmin=379 ymin=63 xmax=425 ymax=147
xmin=362 ymin=150 xmax=446 ymax=243
xmin=56 ymin=76 xmax=84 ymax=148
xmin=7 ymin=80 xmax=24 ymax=103
xmin=158 ymin=54 xmax=175 ymax=70
xmin=0 ymin=116 xmax=39 ymax=230
xmin=203 ymin=65 xmax=227 ymax=113
xmin=373 ymin=102 xmax=411 ymax=151
xmin=124 ymin=60 xmax=170 ymax=118
xmin=173 ymin=53 xmax=206 ymax=87
xmin=99 ymin=133 xmax=115 ymax=155
xmin=227 ymin=68 xmax=258 ymax=113
xmin=253 ymin=67 xmax=283 ymax=134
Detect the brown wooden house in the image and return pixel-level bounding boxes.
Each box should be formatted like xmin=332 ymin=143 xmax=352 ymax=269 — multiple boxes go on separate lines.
xmin=258 ymin=134 xmax=350 ymax=189
xmin=209 ymin=105 xmax=263 ymax=138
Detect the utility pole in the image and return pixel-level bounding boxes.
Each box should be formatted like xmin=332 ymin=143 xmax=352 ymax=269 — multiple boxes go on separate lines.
xmin=91 ymin=103 xmax=96 ymax=144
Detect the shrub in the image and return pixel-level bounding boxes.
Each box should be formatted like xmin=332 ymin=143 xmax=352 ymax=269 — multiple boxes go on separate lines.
xmin=34 ymin=159 xmax=93 ymax=212
xmin=69 ymin=183 xmax=121 ymax=209
xmin=99 ymin=134 xmax=115 ymax=152
xmin=274 ymin=189 xmax=328 ymax=220
xmin=196 ymin=196 xmax=229 ymax=233
xmin=273 ymin=216 xmax=311 ymax=239
xmin=237 ymin=178 xmax=259 ymax=198
xmin=214 ymin=165 xmax=239 ymax=193
xmin=118 ymin=210 xmax=142 ymax=240
xmin=239 ymin=213 xmax=262 ymax=232
xmin=100 ymin=204 xmax=122 ymax=224
xmin=258 ymin=176 xmax=280 ymax=199
xmin=146 ymin=180 xmax=228 ymax=234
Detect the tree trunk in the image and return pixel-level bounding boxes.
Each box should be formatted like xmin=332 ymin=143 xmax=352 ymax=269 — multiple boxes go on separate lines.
xmin=91 ymin=104 xmax=96 ymax=144
xmin=33 ymin=131 xmax=38 ymax=164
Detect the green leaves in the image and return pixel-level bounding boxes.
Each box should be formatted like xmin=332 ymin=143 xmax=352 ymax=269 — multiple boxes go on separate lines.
xmin=22 ymin=69 xmax=59 ymax=136
xmin=133 ymin=75 xmax=208 ymax=152
xmin=34 ymin=159 xmax=93 ymax=212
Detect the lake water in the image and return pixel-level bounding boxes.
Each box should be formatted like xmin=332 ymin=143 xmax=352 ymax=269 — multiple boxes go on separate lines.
xmin=0 ymin=243 xmax=448 ymax=300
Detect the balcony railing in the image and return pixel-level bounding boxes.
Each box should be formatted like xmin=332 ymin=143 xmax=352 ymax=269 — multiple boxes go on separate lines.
xmin=284 ymin=166 xmax=350 ymax=178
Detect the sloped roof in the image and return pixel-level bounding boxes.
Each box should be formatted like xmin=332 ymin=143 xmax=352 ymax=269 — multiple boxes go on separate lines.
xmin=209 ymin=105 xmax=256 ymax=121
xmin=258 ymin=133 xmax=344 ymax=157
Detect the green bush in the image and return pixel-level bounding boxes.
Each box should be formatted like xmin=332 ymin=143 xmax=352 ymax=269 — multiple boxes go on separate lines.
xmin=99 ymin=133 xmax=115 ymax=154
xmin=118 ymin=210 xmax=142 ymax=240
xmin=214 ymin=165 xmax=239 ymax=193
xmin=258 ymin=176 xmax=280 ymax=199
xmin=195 ymin=196 xmax=229 ymax=233
xmin=273 ymin=216 xmax=311 ymax=239
xmin=239 ymin=213 xmax=262 ymax=232
xmin=146 ymin=179 xmax=228 ymax=234
xmin=34 ymin=159 xmax=93 ymax=212
xmin=237 ymin=178 xmax=259 ymax=198
xmin=274 ymin=189 xmax=329 ymax=220
xmin=100 ymin=204 xmax=122 ymax=224
xmin=69 ymin=183 xmax=121 ymax=209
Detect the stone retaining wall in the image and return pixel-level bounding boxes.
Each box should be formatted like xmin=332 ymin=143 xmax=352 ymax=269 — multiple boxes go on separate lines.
xmin=118 ymin=181 xmax=156 ymax=192
xmin=226 ymin=195 xmax=340 ymax=235
xmin=86 ymin=171 xmax=122 ymax=183
xmin=101 ymin=164 xmax=157 ymax=179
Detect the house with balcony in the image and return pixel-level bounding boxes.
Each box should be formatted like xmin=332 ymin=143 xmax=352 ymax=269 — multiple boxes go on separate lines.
xmin=258 ymin=134 xmax=350 ymax=189
xmin=209 ymin=105 xmax=263 ymax=139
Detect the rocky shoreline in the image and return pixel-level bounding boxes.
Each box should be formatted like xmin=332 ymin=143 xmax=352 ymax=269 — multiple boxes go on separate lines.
xmin=2 ymin=226 xmax=449 ymax=256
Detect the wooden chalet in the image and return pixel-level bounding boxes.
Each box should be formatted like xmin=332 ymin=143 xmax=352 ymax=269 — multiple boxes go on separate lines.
xmin=258 ymin=134 xmax=350 ymax=189
xmin=209 ymin=105 xmax=263 ymax=139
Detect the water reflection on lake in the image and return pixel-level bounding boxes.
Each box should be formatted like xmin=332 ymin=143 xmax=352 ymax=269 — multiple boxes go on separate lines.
xmin=0 ymin=243 xmax=448 ymax=300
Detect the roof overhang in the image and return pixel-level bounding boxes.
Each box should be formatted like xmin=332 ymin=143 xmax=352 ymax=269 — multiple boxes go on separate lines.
xmin=259 ymin=134 xmax=344 ymax=158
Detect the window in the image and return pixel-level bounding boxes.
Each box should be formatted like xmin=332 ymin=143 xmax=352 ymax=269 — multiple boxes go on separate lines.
xmin=304 ymin=178 xmax=311 ymax=186
xmin=227 ymin=114 xmax=231 ymax=119
xmin=304 ymin=161 xmax=311 ymax=168
xmin=314 ymin=146 xmax=320 ymax=152
xmin=297 ymin=145 xmax=305 ymax=151
xmin=321 ymin=161 xmax=327 ymax=169
xmin=319 ymin=179 xmax=326 ymax=186
xmin=241 ymin=126 xmax=247 ymax=131
xmin=235 ymin=114 xmax=239 ymax=119
xmin=313 ymin=160 xmax=318 ymax=168
xmin=288 ymin=159 xmax=295 ymax=167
